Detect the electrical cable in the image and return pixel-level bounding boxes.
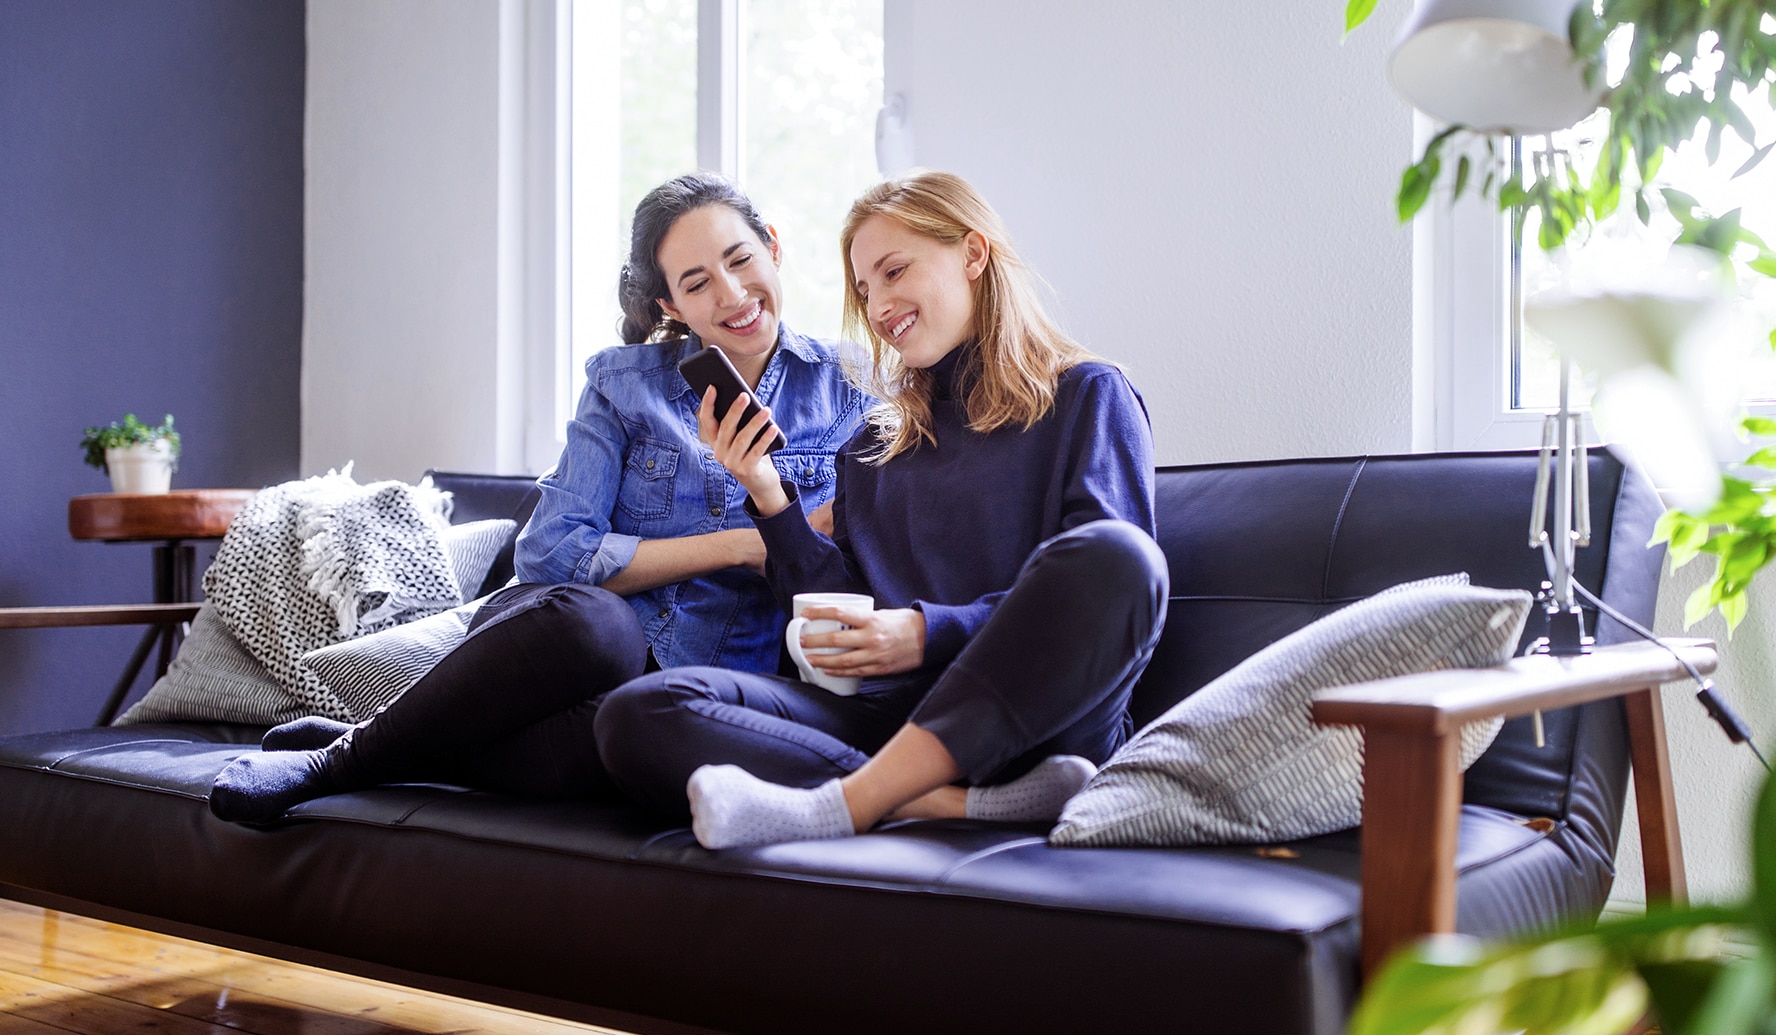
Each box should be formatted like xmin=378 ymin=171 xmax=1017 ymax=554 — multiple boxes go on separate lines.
xmin=1559 ymin=567 xmax=1771 ymax=773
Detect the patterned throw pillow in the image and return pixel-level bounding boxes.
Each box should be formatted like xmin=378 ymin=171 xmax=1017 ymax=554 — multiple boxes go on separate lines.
xmin=441 ymin=519 xmax=516 ymax=599
xmin=116 ymin=511 xmax=512 ymax=728
xmin=300 ymin=600 xmax=483 ymax=721
xmin=1048 ymin=577 xmax=1531 ymax=848
xmin=113 ymin=605 xmax=307 ymax=727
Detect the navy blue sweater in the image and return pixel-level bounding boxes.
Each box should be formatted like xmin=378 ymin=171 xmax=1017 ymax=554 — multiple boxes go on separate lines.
xmin=753 ymin=346 xmax=1156 ymax=670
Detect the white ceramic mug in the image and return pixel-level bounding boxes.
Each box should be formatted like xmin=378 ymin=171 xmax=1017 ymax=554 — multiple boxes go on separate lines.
xmin=785 ymin=592 xmax=874 ymax=696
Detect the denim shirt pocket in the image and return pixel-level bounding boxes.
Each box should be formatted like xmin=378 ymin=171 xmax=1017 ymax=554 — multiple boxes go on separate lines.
xmin=772 ymin=449 xmax=837 ymax=505
xmin=617 ymin=437 xmax=681 ymax=521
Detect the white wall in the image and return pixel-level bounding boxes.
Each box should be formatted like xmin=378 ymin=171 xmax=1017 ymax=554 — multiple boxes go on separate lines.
xmin=889 ymin=1 xmax=1415 ymax=466
xmin=1612 ymin=569 xmax=1775 ymax=906
xmin=303 ymin=0 xmax=517 ymax=482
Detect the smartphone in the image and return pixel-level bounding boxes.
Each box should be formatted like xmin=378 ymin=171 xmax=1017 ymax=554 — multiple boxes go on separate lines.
xmin=678 ymin=348 xmax=787 ymax=453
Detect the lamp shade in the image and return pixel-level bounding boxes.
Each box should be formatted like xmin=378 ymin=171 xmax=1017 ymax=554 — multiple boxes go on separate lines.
xmin=1389 ymin=0 xmax=1602 ymax=133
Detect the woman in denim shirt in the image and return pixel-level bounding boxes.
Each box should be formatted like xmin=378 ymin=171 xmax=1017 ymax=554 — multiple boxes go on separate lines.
xmin=210 ymin=173 xmax=869 ymax=822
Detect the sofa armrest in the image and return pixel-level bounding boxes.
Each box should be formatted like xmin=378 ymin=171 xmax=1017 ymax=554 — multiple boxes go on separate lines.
xmin=1311 ymin=639 xmax=1718 ymax=979
xmin=0 ymin=604 xmax=203 ymax=629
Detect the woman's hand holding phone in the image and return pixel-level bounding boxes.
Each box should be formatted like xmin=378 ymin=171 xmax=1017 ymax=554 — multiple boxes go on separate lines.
xmin=699 ymin=386 xmax=791 ymax=517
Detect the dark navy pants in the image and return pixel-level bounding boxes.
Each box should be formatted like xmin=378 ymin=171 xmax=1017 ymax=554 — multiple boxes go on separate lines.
xmin=593 ymin=520 xmax=1169 ymax=817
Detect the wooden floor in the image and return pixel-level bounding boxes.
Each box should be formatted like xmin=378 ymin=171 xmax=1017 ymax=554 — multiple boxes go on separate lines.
xmin=0 ymin=899 xmax=625 ymax=1034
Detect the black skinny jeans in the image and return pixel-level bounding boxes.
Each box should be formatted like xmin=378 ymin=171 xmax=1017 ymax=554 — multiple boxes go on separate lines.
xmin=343 ymin=580 xmax=648 ymax=797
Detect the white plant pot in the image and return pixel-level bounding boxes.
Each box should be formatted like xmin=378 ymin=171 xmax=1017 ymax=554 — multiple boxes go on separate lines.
xmin=106 ymin=441 xmax=176 ymax=495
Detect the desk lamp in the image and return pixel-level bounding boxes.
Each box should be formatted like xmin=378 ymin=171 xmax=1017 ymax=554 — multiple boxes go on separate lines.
xmin=1388 ymin=0 xmax=1602 ymax=655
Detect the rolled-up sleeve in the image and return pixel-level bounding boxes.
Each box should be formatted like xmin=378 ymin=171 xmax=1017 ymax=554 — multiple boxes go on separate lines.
xmin=515 ymin=372 xmax=633 ymax=585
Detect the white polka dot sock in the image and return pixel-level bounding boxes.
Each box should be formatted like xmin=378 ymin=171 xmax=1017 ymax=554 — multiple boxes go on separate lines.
xmin=964 ymin=755 xmax=1099 ymax=822
xmin=686 ymin=765 xmax=855 ymax=850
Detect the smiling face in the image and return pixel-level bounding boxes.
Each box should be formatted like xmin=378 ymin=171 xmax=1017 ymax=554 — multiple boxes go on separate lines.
xmin=657 ymin=204 xmax=784 ymax=379
xmin=848 ymin=213 xmax=988 ymax=370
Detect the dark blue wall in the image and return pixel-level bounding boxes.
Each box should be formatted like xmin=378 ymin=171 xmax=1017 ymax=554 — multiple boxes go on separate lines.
xmin=0 ymin=1 xmax=305 ymax=733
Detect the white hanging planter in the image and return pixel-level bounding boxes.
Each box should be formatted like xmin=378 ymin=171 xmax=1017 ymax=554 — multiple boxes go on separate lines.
xmin=106 ymin=440 xmax=177 ymax=495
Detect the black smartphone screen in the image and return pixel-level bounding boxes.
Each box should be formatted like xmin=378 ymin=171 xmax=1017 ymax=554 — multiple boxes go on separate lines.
xmin=677 ymin=348 xmax=787 ymax=453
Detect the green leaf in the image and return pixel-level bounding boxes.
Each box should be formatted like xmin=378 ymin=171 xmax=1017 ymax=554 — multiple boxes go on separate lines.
xmin=1703 ymin=479 xmax=1763 ymax=525
xmin=1637 ymin=189 xmax=1653 ymax=225
xmin=1452 ymin=155 xmax=1471 ymax=202
xmin=1673 ymin=522 xmax=1713 ymax=568
xmin=1651 ymin=506 xmax=1689 ymax=545
xmin=1744 ymin=447 xmax=1776 ymax=469
xmin=1733 ymin=140 xmax=1775 ymax=179
xmin=1343 ymin=0 xmax=1380 ymax=36
xmin=1724 ymin=96 xmax=1759 ymax=151
xmin=1721 ymin=535 xmax=1770 ymax=587
xmin=1398 ymin=155 xmax=1438 ymax=223
xmin=1662 ymin=187 xmax=1704 ymax=227
xmin=1350 ymin=935 xmax=1648 ymax=1035
xmin=1749 ymin=251 xmax=1776 ymax=278
xmin=1743 ymin=416 xmax=1776 ymax=436
xmin=1638 ymin=958 xmax=1729 ymax=1034
xmin=1683 ymin=949 xmax=1774 ymax=1031
xmin=1683 ymin=211 xmax=1746 ymax=256
xmin=1685 ymin=581 xmax=1716 ymax=627
xmin=1721 ymin=586 xmax=1750 ymax=632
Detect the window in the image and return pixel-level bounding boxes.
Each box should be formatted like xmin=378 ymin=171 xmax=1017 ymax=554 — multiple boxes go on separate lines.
xmin=1434 ymin=47 xmax=1776 ymax=451
xmin=558 ymin=0 xmax=883 ymax=446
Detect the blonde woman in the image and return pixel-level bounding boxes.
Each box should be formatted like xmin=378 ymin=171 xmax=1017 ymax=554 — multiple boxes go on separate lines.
xmin=594 ymin=170 xmax=1168 ymax=848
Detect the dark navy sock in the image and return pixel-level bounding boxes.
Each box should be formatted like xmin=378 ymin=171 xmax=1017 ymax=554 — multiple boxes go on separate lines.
xmin=261 ymin=715 xmax=355 ymax=752
xmin=208 ymin=749 xmax=350 ymax=823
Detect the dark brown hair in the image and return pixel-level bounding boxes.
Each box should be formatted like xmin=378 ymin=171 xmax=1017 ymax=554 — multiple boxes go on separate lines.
xmin=617 ymin=172 xmax=773 ymax=344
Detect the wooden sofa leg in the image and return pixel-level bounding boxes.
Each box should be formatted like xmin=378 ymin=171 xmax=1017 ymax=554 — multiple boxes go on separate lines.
xmin=1360 ymin=727 xmax=1462 ymax=979
xmin=1624 ymin=685 xmax=1686 ymax=905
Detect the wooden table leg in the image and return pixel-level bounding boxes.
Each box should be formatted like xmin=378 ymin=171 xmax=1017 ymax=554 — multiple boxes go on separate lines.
xmin=1360 ymin=727 xmax=1462 ymax=979
xmin=1623 ymin=685 xmax=1686 ymax=905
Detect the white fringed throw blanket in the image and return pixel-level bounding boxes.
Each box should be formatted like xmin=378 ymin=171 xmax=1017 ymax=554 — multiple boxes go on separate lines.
xmin=202 ymin=468 xmax=462 ymax=720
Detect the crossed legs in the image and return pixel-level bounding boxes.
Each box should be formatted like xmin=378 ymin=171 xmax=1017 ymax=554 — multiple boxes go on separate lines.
xmin=604 ymin=520 xmax=1170 ymax=847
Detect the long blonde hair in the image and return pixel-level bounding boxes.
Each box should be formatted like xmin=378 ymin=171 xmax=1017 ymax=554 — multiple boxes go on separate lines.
xmin=840 ymin=170 xmax=1096 ymax=463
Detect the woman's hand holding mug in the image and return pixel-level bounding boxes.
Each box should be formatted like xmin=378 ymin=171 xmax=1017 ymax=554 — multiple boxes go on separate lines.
xmin=786 ymin=593 xmax=927 ymax=695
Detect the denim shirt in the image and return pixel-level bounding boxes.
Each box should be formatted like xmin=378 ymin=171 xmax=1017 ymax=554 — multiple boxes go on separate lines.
xmin=515 ymin=325 xmax=870 ymax=672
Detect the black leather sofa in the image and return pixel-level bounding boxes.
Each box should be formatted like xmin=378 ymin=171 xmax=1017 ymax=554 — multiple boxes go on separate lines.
xmin=0 ymin=451 xmax=1674 ymax=1035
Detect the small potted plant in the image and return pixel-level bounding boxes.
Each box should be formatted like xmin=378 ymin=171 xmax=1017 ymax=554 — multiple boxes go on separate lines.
xmin=81 ymin=414 xmax=181 ymax=494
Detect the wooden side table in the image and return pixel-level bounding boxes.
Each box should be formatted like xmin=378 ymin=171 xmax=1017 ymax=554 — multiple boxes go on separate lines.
xmin=64 ymin=489 xmax=257 ymax=722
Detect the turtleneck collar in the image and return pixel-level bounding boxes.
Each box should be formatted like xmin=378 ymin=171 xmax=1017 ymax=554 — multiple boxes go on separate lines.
xmin=927 ymin=341 xmax=974 ymax=401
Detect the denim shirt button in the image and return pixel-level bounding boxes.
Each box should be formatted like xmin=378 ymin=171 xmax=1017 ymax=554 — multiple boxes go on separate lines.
xmin=708 ymin=506 xmax=722 ymax=517
xmin=802 ymin=467 xmax=814 ymax=477
xmin=658 ymin=609 xmax=669 ymax=619
xmin=645 ymin=459 xmax=656 ymax=470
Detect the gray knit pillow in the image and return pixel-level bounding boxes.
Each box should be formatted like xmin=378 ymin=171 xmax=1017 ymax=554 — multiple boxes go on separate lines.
xmin=300 ymin=599 xmax=482 ymax=721
xmin=441 ymin=519 xmax=516 ymax=598
xmin=114 ymin=605 xmax=305 ymax=726
xmin=1049 ymin=577 xmax=1531 ymax=848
